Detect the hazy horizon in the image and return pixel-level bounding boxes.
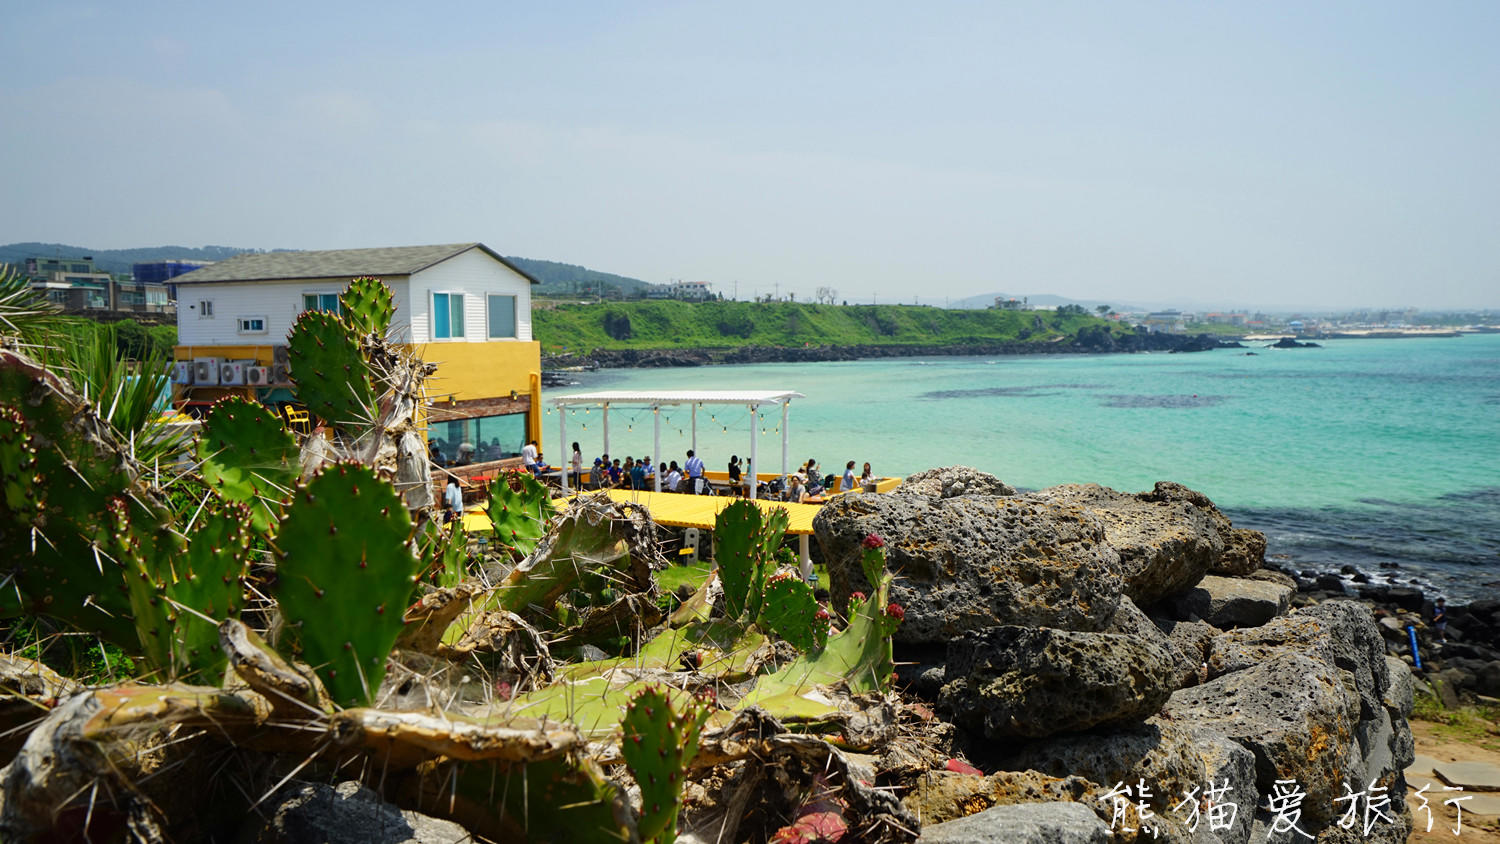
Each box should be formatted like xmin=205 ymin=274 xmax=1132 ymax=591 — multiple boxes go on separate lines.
xmin=3 ymin=2 xmax=1496 ymax=310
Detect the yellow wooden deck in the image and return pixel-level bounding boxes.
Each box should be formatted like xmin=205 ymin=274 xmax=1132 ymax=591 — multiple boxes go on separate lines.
xmin=461 ymin=489 xmax=823 ymax=535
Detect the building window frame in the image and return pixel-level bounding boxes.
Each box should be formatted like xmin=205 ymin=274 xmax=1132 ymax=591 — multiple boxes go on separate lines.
xmin=302 ymin=292 xmax=341 ymax=314
xmin=198 ymin=300 xmax=214 ymax=319
xmin=431 ymin=291 xmax=466 ymax=341
xmin=486 ymin=294 xmax=517 ymax=339
xmin=237 ymin=315 xmax=269 ymax=335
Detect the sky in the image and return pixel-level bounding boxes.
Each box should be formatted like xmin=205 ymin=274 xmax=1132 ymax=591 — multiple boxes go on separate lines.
xmin=2 ymin=1 xmax=1496 ymax=310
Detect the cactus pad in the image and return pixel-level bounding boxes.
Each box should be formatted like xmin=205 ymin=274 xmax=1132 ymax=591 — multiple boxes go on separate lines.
xmin=287 ymin=309 xmax=377 ymax=430
xmin=621 ymin=685 xmax=711 ymax=844
xmin=714 ymin=500 xmax=783 ymax=622
xmin=170 ymin=501 xmax=253 ymax=679
xmin=338 ymin=276 xmax=395 ymax=338
xmin=485 ymin=472 xmax=555 ymax=558
xmin=274 ymin=462 xmax=418 ymax=707
xmin=417 ymin=517 xmax=469 ymax=588
xmin=762 ymin=572 xmax=829 ymax=653
xmin=197 ymin=397 xmax=298 ymax=533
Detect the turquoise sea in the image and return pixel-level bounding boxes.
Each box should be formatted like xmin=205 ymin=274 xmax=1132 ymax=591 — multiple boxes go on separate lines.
xmin=551 ymin=334 xmax=1500 ymax=601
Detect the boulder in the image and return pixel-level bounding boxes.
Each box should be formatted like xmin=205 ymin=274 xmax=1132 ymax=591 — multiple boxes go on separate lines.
xmin=815 ymin=494 xmax=1124 ymax=642
xmin=897 ymin=466 xmax=1017 ymax=499
xmin=1182 ymin=727 xmax=1257 ymax=844
xmin=1024 ymin=484 xmax=1221 ymax=605
xmin=1107 ymin=597 xmax=1198 ymax=689
xmin=939 ymin=626 xmax=1177 ymax=739
xmin=1138 ymin=481 xmax=1265 ymax=576
xmin=1161 ymin=653 xmax=1359 ymax=830
xmin=237 ymin=780 xmax=472 ymax=844
xmin=1207 ymin=601 xmax=1390 ymax=721
xmin=1164 ymin=575 xmax=1291 ymax=629
xmin=917 ymin=801 xmax=1112 ymax=844
xmin=1153 ymin=617 xmax=1219 ymax=673
xmin=1005 ymin=720 xmax=1208 ymax=813
xmin=902 ymin=769 xmax=1095 ymax=826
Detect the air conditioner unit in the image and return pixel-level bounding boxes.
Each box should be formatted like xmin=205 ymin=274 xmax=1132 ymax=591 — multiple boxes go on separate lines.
xmin=172 ymin=362 xmax=194 ymax=385
xmin=271 ymin=364 xmax=292 ymax=385
xmin=272 ymin=345 xmax=290 ymax=365
xmin=220 ymin=361 xmax=246 ymax=386
xmin=245 ymin=366 xmax=271 ymax=386
xmin=193 ymin=358 xmax=220 ymax=386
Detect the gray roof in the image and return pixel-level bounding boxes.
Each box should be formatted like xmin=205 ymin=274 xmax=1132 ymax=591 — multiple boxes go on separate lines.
xmin=169 ymin=243 xmax=539 ymax=285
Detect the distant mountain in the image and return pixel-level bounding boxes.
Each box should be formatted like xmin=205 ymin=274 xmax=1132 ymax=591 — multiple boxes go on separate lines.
xmin=0 ymin=242 xmax=653 ymax=295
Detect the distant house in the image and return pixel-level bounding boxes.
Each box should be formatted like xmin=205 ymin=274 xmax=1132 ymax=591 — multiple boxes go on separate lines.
xmin=1140 ymin=310 xmax=1187 ymax=334
xmin=21 ymin=255 xmax=172 ymax=316
xmin=647 ymin=280 xmax=714 ymax=301
xmin=170 ymin=243 xmax=542 ymax=465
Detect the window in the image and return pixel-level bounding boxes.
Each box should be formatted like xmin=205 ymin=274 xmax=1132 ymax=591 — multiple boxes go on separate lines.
xmin=198 ymin=300 xmax=214 ymax=318
xmin=302 ymin=293 xmax=341 ymax=314
xmin=432 ymin=292 xmax=465 ymax=339
xmin=238 ymin=316 xmax=268 ymax=334
xmin=487 ymin=294 xmax=517 ymax=339
xmin=430 ymin=413 xmax=526 ymax=466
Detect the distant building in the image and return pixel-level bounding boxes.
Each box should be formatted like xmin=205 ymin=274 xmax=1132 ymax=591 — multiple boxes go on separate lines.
xmin=21 ymin=255 xmax=172 ymax=316
xmin=991 ymin=296 xmax=1026 ymax=310
xmin=1202 ymin=312 xmax=1248 ymax=326
xmin=170 ymin=243 xmax=542 ymax=469
xmin=134 ymin=260 xmax=213 ymax=303
xmin=647 ymin=280 xmax=713 ymax=301
xmin=1140 ymin=310 xmax=1187 ymax=333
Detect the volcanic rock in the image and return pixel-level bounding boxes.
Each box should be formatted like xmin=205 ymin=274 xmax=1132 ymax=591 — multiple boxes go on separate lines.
xmin=1138 ymin=481 xmax=1265 ymax=576
xmin=1164 ymin=575 xmax=1292 ymax=629
xmin=815 ymin=493 xmax=1125 ymax=642
xmin=938 ymin=626 xmax=1176 ymax=739
xmin=916 ymin=801 xmax=1112 ymax=844
xmin=895 ymin=466 xmax=1017 ymax=499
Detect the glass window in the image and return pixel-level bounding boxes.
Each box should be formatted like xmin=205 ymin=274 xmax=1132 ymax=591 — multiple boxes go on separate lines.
xmin=199 ymin=300 xmax=214 ymax=318
xmin=238 ymin=317 xmax=267 ymax=333
xmin=302 ymin=293 xmax=341 ymax=313
xmin=433 ymin=292 xmax=465 ymax=339
xmin=429 ymin=412 xmax=526 ymax=465
xmin=487 ymin=294 xmax=517 ymax=339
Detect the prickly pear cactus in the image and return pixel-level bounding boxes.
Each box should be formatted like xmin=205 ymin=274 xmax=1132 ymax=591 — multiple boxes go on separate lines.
xmin=338 ymin=276 xmax=395 ymax=337
xmin=762 ymin=571 xmax=829 ymax=653
xmin=109 ymin=497 xmax=179 ymax=672
xmin=170 ymin=501 xmax=253 ymax=679
xmin=621 ymin=685 xmax=711 ymax=844
xmin=274 ymin=462 xmax=418 ymax=707
xmin=196 ymin=397 xmax=298 ymax=533
xmin=0 ymin=348 xmax=162 ymax=646
xmin=486 ymin=472 xmax=555 ymax=558
xmin=715 ymin=500 xmax=787 ymax=622
xmin=287 ymin=309 xmax=377 ymax=430
xmin=417 ymin=517 xmax=469 ymax=588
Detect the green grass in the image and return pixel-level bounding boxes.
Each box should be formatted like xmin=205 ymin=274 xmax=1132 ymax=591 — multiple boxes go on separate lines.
xmin=1412 ymin=689 xmax=1500 ymax=753
xmin=657 ymin=560 xmax=713 ymax=595
xmin=533 ymin=300 xmax=1122 ymax=354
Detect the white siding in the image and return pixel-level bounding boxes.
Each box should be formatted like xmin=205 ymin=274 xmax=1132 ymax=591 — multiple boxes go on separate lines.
xmin=408 ymin=248 xmax=533 ymax=343
xmin=176 ymin=277 xmax=415 ymax=346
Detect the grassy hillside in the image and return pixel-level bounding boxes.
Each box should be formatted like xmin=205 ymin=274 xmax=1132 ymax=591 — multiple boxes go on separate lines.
xmin=533 ymin=300 xmax=1118 ymax=353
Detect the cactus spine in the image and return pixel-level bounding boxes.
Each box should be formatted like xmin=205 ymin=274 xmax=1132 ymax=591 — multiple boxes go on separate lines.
xmin=338 ymin=275 xmax=395 ymax=337
xmin=621 ymin=685 xmax=711 ymax=844
xmin=274 ymin=462 xmax=418 ymax=707
xmin=485 ymin=472 xmax=556 ymax=558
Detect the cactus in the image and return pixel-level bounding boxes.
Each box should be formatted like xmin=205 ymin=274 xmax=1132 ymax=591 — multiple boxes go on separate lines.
xmin=287 ymin=309 xmax=377 ymax=430
xmin=274 ymin=462 xmax=419 ymax=707
xmin=0 ymin=348 xmax=164 ymax=646
xmin=169 ymin=501 xmax=253 ymax=679
xmin=621 ymin=685 xmax=711 ymax=844
xmin=416 ymin=516 xmax=469 ymax=588
xmin=338 ymin=275 xmax=395 ymax=338
xmin=762 ymin=572 xmax=829 ymax=654
xmin=737 ymin=537 xmax=902 ymax=720
xmin=486 ymin=471 xmax=555 ymax=558
xmin=714 ymin=499 xmax=788 ymax=622
xmin=407 ymin=754 xmax=633 ymax=843
xmin=196 ymin=396 xmax=298 ymax=533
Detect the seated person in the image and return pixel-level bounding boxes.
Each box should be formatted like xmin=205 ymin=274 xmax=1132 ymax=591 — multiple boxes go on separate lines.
xmin=785 ymin=474 xmax=808 ymax=503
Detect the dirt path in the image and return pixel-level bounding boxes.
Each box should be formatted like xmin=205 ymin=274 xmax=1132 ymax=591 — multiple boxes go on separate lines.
xmin=1406 ymin=720 xmax=1500 ymax=843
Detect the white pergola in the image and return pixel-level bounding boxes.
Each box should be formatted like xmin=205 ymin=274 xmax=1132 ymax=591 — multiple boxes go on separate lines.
xmin=551 ymin=389 xmax=805 ymax=498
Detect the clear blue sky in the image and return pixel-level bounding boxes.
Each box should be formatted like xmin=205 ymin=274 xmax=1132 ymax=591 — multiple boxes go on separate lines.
xmin=3 ymin=1 xmax=1496 ymax=309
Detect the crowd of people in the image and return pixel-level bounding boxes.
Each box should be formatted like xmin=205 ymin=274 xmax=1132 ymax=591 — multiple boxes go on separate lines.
xmin=560 ymin=443 xmax=875 ymax=502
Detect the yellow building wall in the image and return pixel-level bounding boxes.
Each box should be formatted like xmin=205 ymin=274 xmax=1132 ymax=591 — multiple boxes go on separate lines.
xmin=174 ymin=345 xmax=278 ymax=364
xmin=413 ymin=341 xmax=544 ymax=445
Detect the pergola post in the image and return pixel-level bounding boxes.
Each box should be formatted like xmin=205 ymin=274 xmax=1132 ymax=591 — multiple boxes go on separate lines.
xmin=653 ymin=405 xmax=662 ymax=492
xmin=691 ymin=404 xmax=698 ymax=454
xmin=748 ymin=403 xmax=758 ymax=500
xmin=780 ymin=400 xmax=790 ymax=479
xmin=602 ymin=403 xmax=610 ymax=461
xmin=559 ymin=404 xmax=569 ymax=493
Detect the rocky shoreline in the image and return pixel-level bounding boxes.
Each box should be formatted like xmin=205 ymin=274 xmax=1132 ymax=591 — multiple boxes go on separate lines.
xmin=810 ymin=468 xmax=1429 ymax=843
xmin=543 ymin=331 xmax=1241 ymax=370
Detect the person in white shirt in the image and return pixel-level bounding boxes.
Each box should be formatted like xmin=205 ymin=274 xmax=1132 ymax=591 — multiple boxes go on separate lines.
xmin=684 ymin=449 xmax=706 ymax=494
xmin=522 ymin=440 xmax=539 ymax=471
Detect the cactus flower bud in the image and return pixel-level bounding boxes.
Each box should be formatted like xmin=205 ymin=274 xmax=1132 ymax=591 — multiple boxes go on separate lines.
xmin=884 ymin=602 xmax=905 ymax=621
xmin=850 ymin=591 xmax=867 ymax=602
xmin=861 ymin=533 xmax=885 ymax=549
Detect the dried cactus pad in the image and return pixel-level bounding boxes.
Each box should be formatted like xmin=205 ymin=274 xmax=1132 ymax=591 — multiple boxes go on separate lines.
xmin=287 ymin=309 xmax=377 ymax=429
xmin=275 ymin=462 xmax=418 ymax=707
xmin=339 ymin=276 xmax=396 ymax=337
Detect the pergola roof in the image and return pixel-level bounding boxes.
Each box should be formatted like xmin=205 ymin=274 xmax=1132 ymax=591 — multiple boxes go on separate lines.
xmin=550 ymin=390 xmax=804 ymax=408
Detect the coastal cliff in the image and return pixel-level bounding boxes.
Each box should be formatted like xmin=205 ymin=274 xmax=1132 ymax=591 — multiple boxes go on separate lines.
xmin=814 ymin=467 xmax=1415 ymax=843
xmin=546 ymin=331 xmax=1237 ymax=370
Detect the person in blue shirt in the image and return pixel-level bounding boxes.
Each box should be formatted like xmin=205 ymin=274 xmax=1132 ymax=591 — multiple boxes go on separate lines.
xmin=684 ymin=449 xmax=706 ymax=494
xmin=840 ymin=460 xmax=857 ymax=493
xmin=443 ymin=478 xmax=463 ymax=524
